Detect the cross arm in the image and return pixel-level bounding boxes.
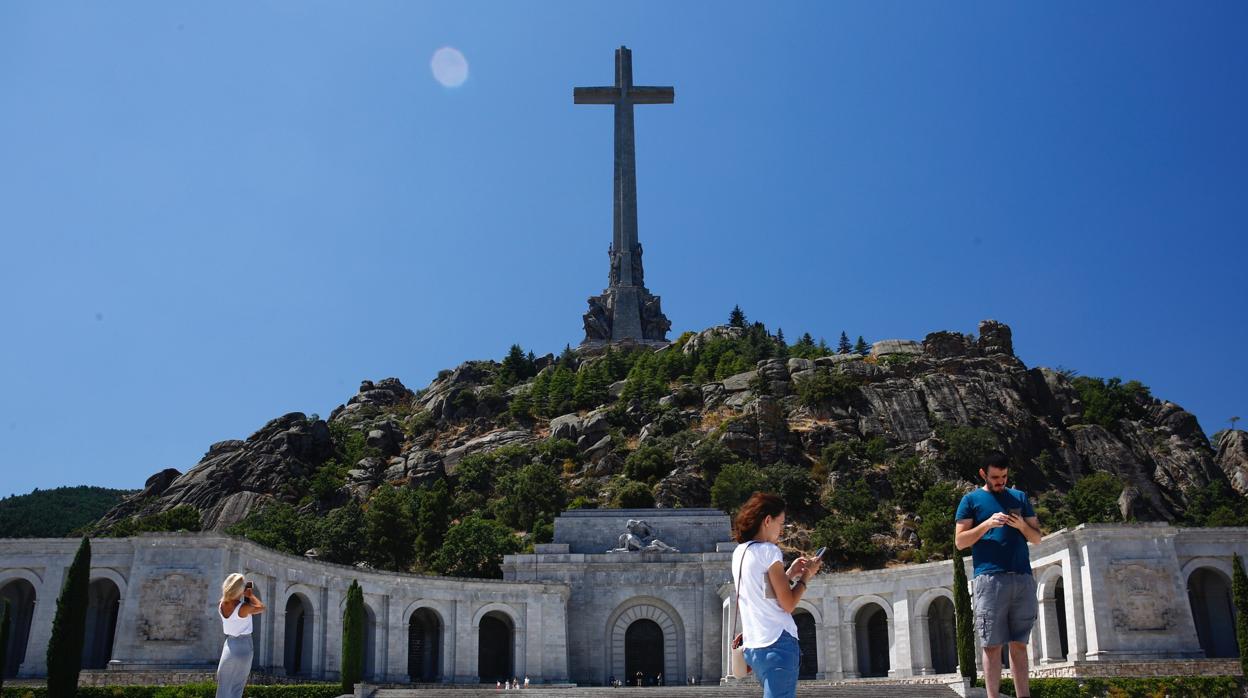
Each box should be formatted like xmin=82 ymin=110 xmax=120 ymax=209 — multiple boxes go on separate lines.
xmin=574 ymin=86 xmax=619 ymax=104
xmin=629 ymin=86 xmax=674 ymax=104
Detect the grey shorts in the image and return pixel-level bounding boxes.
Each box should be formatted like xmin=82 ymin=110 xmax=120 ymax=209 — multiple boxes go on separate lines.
xmin=972 ymin=573 xmax=1038 ymax=647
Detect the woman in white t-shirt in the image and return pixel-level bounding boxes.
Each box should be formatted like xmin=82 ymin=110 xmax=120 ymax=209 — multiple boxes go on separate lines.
xmin=731 ymin=492 xmax=820 ymax=698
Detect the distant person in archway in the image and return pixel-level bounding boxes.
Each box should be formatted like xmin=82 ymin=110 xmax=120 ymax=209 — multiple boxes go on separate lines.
xmin=215 ymin=574 xmax=266 ymax=698
xmin=955 ymin=451 xmax=1042 ymax=698
xmin=732 ymin=492 xmax=821 ymax=698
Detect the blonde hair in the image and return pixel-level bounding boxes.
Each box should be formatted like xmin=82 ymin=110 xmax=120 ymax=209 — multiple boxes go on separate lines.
xmin=221 ymin=573 xmax=246 ymax=605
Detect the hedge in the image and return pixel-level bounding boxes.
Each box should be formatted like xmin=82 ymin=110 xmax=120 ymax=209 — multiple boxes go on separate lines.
xmin=975 ymin=676 xmax=1243 ymax=698
xmin=3 ymin=684 xmax=344 ymax=698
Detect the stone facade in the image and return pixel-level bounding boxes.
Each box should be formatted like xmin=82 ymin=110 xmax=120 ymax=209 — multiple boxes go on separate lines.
xmin=1 ymin=515 xmax=1245 ymax=685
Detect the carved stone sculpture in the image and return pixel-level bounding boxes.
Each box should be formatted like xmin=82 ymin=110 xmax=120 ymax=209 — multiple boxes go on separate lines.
xmin=608 ymin=519 xmax=679 ymax=553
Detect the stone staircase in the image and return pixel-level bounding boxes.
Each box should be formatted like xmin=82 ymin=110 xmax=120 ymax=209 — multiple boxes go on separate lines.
xmin=363 ymin=680 xmax=965 ymax=697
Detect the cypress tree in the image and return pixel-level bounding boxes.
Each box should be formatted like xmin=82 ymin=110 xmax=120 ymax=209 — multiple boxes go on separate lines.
xmin=953 ymin=548 xmax=976 ymax=682
xmin=1233 ymin=552 xmax=1248 ymax=677
xmin=340 ymin=580 xmax=365 ymax=693
xmin=1 ymin=599 xmax=10 ymax=693
xmin=47 ymin=537 xmax=91 ymax=698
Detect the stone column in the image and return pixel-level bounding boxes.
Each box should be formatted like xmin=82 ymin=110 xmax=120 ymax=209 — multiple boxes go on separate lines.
xmin=890 ymin=597 xmax=909 ymax=678
xmin=821 ymin=595 xmax=843 ymax=679
xmin=1036 ymin=595 xmax=1062 ymax=664
xmin=912 ymin=613 xmax=932 ymax=675
xmin=383 ymin=594 xmax=406 ymax=683
xmin=324 ymin=585 xmax=344 ymax=680
xmin=21 ymin=565 xmax=65 ymax=676
xmin=454 ymin=599 xmax=474 ymax=683
xmin=840 ymin=620 xmax=859 ymax=679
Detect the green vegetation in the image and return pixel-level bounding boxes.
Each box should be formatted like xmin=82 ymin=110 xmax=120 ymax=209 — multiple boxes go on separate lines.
xmin=794 ymin=368 xmax=861 ymax=409
xmin=0 ymin=487 xmax=132 ymax=538
xmin=813 ymin=479 xmax=888 ymax=565
xmin=1071 ymin=376 xmax=1151 ymax=431
xmin=915 ymin=482 xmax=963 ymax=561
xmin=429 ymin=515 xmax=521 ymax=578
xmin=934 ymin=422 xmax=999 ymax=481
xmin=975 ymin=676 xmax=1241 ymax=698
xmin=1181 ymin=480 xmax=1248 ymax=527
xmin=106 ymin=505 xmax=201 ymax=537
xmin=609 ymin=480 xmax=656 ymax=509
xmin=364 ymin=485 xmax=418 ymax=571
xmin=953 ymin=548 xmax=975 ymax=682
xmin=47 ymin=538 xmax=90 ymax=698
xmin=340 ymin=581 xmax=364 ymax=694
xmin=1234 ymin=552 xmax=1248 ymax=678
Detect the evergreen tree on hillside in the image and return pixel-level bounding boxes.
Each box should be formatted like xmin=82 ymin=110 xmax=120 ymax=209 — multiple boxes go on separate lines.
xmin=496 ymin=344 xmax=536 ymax=388
xmin=837 ymin=331 xmax=852 ymax=355
xmin=854 ymin=336 xmax=870 ymax=356
xmin=47 ymin=537 xmax=90 ymax=698
xmin=728 ymin=305 xmax=746 ymax=328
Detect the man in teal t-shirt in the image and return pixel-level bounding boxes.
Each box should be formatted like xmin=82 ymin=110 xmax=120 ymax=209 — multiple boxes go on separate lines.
xmin=955 ymin=451 xmax=1042 ymax=698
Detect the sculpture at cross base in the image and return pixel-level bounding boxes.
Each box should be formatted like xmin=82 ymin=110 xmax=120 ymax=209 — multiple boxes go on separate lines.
xmin=575 ymin=47 xmax=673 ymax=347
xmin=607 ymin=519 xmax=679 ymax=553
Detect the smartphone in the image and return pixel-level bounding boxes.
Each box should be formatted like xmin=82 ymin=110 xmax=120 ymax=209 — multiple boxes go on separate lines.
xmin=814 ymin=546 xmax=827 ymax=560
xmin=1008 ymin=508 xmax=1022 ymax=518
xmin=243 ymin=581 xmax=253 ymax=603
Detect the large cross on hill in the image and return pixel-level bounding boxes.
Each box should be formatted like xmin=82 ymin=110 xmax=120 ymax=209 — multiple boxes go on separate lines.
xmin=575 ymin=46 xmax=673 ymax=345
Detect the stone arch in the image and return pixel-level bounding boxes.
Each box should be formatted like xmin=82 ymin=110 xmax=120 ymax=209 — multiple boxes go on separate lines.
xmin=1186 ymin=565 xmax=1238 ymax=659
xmin=1182 ymin=557 xmax=1233 ymax=583
xmin=605 ymin=597 xmax=685 ymax=686
xmin=792 ymin=605 xmax=820 ymax=680
xmin=1035 ymin=565 xmax=1068 ymax=662
xmin=473 ymin=603 xmax=521 ymax=683
xmin=406 ymin=605 xmax=445 ymax=683
xmin=0 ymin=574 xmax=38 ymax=678
xmin=846 ymin=596 xmax=891 ymax=679
xmin=334 ymin=594 xmax=377 ymax=681
xmin=284 ymin=591 xmax=316 ymax=676
xmin=82 ymin=576 xmax=122 ymax=669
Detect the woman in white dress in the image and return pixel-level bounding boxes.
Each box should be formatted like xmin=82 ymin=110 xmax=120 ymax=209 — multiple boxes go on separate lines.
xmin=216 ymin=573 xmax=266 ymax=698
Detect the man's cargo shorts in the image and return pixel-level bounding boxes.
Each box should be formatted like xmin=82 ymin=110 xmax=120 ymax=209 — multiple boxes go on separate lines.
xmin=972 ymin=572 xmax=1038 ymax=647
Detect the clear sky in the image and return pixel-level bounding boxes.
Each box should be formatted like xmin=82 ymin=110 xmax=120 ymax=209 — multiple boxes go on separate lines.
xmin=2 ymin=2 xmax=1245 ymax=497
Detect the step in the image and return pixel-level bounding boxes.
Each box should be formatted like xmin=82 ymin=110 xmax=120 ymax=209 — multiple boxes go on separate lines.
xmin=367 ymin=682 xmax=962 ymax=698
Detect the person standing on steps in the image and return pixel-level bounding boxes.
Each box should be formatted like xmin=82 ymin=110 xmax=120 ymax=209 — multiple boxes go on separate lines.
xmin=731 ymin=492 xmax=821 ymax=698
xmin=215 ymin=574 xmax=265 ymax=698
xmin=955 ymin=451 xmax=1042 ymax=698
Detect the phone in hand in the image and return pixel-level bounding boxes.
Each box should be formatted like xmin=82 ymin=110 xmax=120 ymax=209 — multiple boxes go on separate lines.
xmin=813 ymin=546 xmax=827 ymax=561
xmin=243 ymin=581 xmax=253 ymax=603
xmin=1008 ymin=508 xmax=1022 ymax=518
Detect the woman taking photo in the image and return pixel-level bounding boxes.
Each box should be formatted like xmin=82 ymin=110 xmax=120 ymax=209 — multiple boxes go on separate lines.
xmin=732 ymin=492 xmax=821 ymax=698
xmin=216 ymin=573 xmax=265 ymax=698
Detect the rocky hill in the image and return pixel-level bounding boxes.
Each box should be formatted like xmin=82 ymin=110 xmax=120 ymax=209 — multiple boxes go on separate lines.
xmin=94 ymin=319 xmax=1248 ymax=573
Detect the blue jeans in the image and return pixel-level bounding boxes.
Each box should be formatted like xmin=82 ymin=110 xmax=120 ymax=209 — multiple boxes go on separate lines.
xmin=743 ymin=631 xmax=799 ymax=698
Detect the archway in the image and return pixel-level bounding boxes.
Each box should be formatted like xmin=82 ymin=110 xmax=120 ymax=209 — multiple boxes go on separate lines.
xmin=284 ymin=594 xmax=314 ymax=676
xmin=624 ymin=619 xmax=663 ymax=686
xmin=82 ymin=578 xmax=120 ymax=669
xmin=854 ymin=603 xmax=890 ymax=678
xmin=927 ymin=597 xmax=956 ymax=674
xmin=794 ymin=611 xmax=818 ymax=679
xmin=606 ymin=598 xmax=685 ymax=685
xmin=0 ymin=579 xmax=36 ymax=678
xmin=1188 ymin=567 xmax=1238 ymax=658
xmin=408 ymin=608 xmax=442 ymax=682
xmin=478 ymin=611 xmax=514 ymax=683
xmin=1054 ymin=577 xmax=1068 ymax=659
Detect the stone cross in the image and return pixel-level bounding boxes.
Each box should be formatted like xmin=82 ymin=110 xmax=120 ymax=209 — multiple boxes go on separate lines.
xmin=574 ymin=46 xmax=673 ymax=289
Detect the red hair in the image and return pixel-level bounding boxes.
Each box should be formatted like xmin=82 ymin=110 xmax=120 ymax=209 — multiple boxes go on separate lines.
xmin=733 ymin=492 xmax=786 ymax=543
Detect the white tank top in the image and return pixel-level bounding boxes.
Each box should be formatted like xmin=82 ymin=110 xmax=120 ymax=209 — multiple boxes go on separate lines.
xmin=221 ymin=600 xmax=253 ymax=636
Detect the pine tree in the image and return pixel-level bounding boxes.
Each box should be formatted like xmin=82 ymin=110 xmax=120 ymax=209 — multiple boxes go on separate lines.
xmin=1233 ymin=552 xmax=1248 ymax=677
xmin=728 ymin=305 xmax=746 ymax=328
xmin=775 ymin=328 xmax=785 ymax=344
xmin=837 ymin=331 xmax=852 ymax=355
xmin=0 ymin=599 xmax=10 ymax=694
xmin=414 ymin=480 xmax=452 ymax=567
xmin=558 ymin=344 xmax=577 ymax=369
xmin=953 ymin=548 xmax=976 ymax=682
xmin=363 ymin=486 xmax=417 ymax=571
xmin=854 ymin=336 xmax=870 ymax=356
xmin=340 ymin=580 xmax=365 ymax=693
xmin=47 ymin=537 xmax=90 ymax=698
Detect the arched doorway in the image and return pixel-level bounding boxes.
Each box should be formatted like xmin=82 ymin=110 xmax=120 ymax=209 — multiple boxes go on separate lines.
xmin=854 ymin=603 xmax=889 ymax=678
xmin=927 ymin=597 xmax=956 ymax=674
xmin=1188 ymin=568 xmax=1238 ymax=658
xmin=1054 ymin=577 xmax=1069 ymax=659
xmin=1 ymin=579 xmax=36 ymax=678
xmin=794 ymin=611 xmax=818 ymax=679
xmin=284 ymin=594 xmax=314 ymax=676
xmin=624 ymin=619 xmax=663 ymax=686
xmin=408 ymin=608 xmax=442 ymax=682
xmin=82 ymin=578 xmax=121 ymax=669
xmin=477 ymin=611 xmax=513 ymax=684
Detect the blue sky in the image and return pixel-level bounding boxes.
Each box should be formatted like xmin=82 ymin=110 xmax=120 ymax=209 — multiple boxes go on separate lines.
xmin=2 ymin=2 xmax=1245 ymax=497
